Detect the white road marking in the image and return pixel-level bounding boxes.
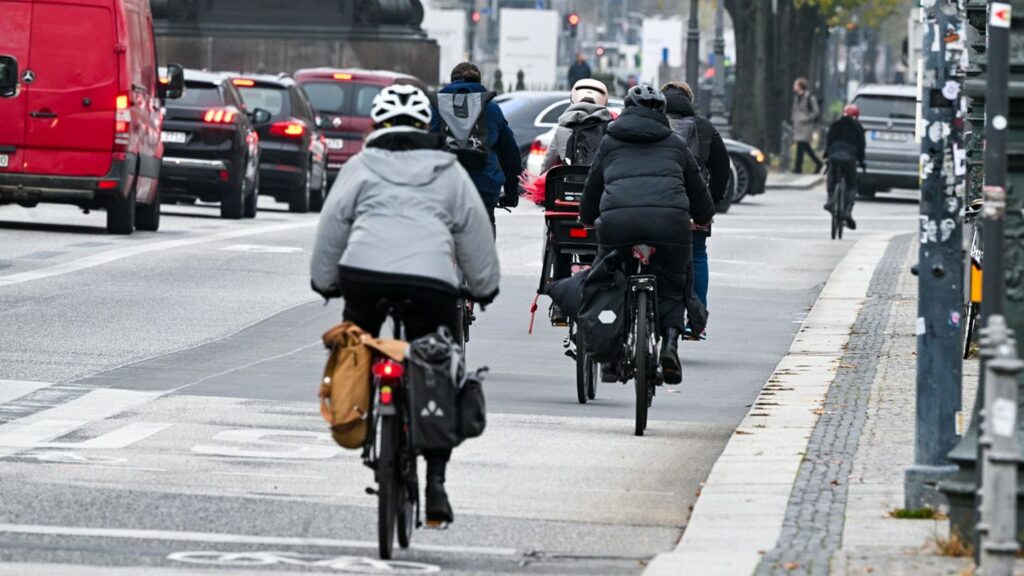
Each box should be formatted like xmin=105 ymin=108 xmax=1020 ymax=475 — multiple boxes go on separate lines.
xmin=0 ymin=381 xmax=51 ymax=404
xmin=191 ymin=429 xmax=341 ymax=460
xmin=0 ymin=221 xmax=316 ymax=288
xmin=219 ymin=244 xmax=304 ymax=254
xmin=0 ymin=523 xmax=520 ymax=557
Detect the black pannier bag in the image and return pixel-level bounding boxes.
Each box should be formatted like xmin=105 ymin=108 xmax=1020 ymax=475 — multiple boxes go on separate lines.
xmin=458 ymin=367 xmax=488 ymax=439
xmin=545 ymin=268 xmax=591 ymax=322
xmin=578 ymin=250 xmax=628 ymax=363
xmin=406 ymin=327 xmax=464 ymax=451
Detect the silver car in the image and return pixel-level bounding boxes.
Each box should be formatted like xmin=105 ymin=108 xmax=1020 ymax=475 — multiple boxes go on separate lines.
xmin=852 ymin=84 xmax=919 ymax=197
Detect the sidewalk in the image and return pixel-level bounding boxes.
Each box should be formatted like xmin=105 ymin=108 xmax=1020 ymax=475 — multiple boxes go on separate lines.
xmin=765 ymin=171 xmax=825 ymax=190
xmin=645 ymin=235 xmax=987 ymax=575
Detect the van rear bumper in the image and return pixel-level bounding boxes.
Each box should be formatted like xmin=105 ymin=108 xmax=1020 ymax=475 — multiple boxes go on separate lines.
xmin=0 ymin=160 xmax=129 ymax=205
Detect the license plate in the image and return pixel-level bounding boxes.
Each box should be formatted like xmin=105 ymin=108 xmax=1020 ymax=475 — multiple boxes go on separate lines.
xmin=871 ymin=130 xmax=911 ymax=142
xmin=161 ymin=131 xmax=187 ymax=144
xmin=326 ymin=138 xmax=345 ymax=151
xmin=0 ymin=154 xmax=7 ymax=169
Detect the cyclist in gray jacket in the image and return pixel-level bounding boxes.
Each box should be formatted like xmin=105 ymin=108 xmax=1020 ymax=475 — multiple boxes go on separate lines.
xmin=310 ymin=85 xmax=500 ymax=524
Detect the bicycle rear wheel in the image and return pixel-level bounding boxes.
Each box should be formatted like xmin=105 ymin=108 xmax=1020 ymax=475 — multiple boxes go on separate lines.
xmin=377 ymin=415 xmax=398 ymax=559
xmin=634 ymin=291 xmax=650 ymax=436
xmin=396 ymin=452 xmax=415 ymax=549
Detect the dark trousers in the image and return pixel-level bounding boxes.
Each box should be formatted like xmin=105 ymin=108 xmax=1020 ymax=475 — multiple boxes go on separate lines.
xmin=793 ymin=141 xmax=823 ymax=173
xmin=826 ymin=156 xmax=858 ymax=218
xmin=597 ymin=242 xmax=692 ymax=333
xmin=340 ymin=279 xmax=459 ymax=481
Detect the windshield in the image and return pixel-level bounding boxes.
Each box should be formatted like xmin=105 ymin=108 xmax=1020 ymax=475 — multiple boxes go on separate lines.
xmin=853 ymin=95 xmax=916 ymax=119
xmin=302 ymin=82 xmax=383 ymax=117
xmin=236 ymin=86 xmax=286 ymax=116
xmin=176 ymin=83 xmax=223 ymax=108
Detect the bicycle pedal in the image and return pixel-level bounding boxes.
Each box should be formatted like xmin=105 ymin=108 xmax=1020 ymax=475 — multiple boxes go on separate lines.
xmin=424 ymin=520 xmax=449 ymax=530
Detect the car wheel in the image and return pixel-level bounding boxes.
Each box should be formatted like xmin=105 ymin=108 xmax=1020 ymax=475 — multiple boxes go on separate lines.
xmin=107 ymin=177 xmax=136 ymax=235
xmin=716 ymin=163 xmax=737 ymax=214
xmin=289 ymin=165 xmax=312 ymax=213
xmin=243 ymin=172 xmax=259 ymax=219
xmin=220 ymin=171 xmax=245 ymax=219
xmin=732 ymin=157 xmax=751 ymax=203
xmin=135 ymin=188 xmax=161 ymax=232
xmin=309 ymin=164 xmax=327 ymax=212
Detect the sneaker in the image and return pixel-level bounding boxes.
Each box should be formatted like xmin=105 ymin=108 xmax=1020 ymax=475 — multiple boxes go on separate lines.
xmin=549 ymin=303 xmax=568 ymax=326
xmin=683 ymin=326 xmax=707 ymax=341
xmin=425 ymin=480 xmax=453 ymax=525
xmin=845 ymin=216 xmax=857 ymax=230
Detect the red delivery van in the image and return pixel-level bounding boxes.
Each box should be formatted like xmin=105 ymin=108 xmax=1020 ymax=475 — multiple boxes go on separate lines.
xmin=0 ymin=0 xmax=183 ymax=234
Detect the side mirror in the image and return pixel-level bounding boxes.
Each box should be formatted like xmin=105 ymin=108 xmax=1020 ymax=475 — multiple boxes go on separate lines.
xmin=163 ymin=64 xmax=185 ymax=100
xmin=0 ymin=55 xmax=19 ymax=98
xmin=249 ymin=108 xmax=272 ymax=125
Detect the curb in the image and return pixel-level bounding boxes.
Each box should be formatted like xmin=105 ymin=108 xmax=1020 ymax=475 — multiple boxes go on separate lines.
xmin=764 ymin=174 xmax=825 ymax=190
xmin=643 ymin=234 xmax=897 ymax=576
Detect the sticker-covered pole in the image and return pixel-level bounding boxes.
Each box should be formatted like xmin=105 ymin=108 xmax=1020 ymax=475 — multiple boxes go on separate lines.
xmin=905 ymin=0 xmax=967 ymax=510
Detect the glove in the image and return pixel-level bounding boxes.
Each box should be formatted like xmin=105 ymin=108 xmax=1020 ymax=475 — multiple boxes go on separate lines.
xmin=499 ymin=178 xmax=521 ymax=209
xmin=310 ymin=280 xmax=342 ymax=301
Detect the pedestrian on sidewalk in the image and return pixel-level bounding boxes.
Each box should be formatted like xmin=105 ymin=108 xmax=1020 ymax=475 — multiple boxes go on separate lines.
xmin=568 ymin=53 xmax=592 ymax=88
xmin=791 ymin=77 xmax=823 ymax=174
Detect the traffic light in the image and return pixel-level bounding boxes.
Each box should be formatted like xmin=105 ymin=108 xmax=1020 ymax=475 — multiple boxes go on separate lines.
xmin=471 ymin=10 xmax=481 ymax=24
xmin=565 ymin=12 xmax=580 ymax=37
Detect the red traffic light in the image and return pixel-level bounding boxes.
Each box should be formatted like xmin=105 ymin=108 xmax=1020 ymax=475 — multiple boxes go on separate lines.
xmin=471 ymin=10 xmax=481 ymax=23
xmin=567 ymin=12 xmax=580 ymax=27
xmin=596 ymin=47 xmax=605 ymax=56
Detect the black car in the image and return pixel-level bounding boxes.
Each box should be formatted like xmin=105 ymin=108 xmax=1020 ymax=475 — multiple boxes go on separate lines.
xmin=159 ymin=70 xmax=262 ymax=219
xmin=229 ymin=73 xmax=329 ymax=213
xmin=722 ymin=138 xmax=768 ymax=203
xmin=495 ymin=91 xmax=575 ymax=159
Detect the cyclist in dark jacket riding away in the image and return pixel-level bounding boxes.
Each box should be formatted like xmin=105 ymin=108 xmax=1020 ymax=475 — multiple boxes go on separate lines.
xmin=580 ymin=85 xmax=715 ymax=385
xmin=311 ymin=85 xmax=500 ymax=526
xmin=824 ymin=104 xmax=866 ymax=230
xmin=662 ymin=81 xmax=730 ymax=340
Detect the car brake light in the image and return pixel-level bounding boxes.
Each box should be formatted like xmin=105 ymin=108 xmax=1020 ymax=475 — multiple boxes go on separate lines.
xmin=569 ymin=227 xmax=588 ymax=239
xmin=270 ymin=121 xmax=306 ymax=138
xmin=333 ymin=73 xmax=353 ymax=81
xmin=203 ymin=108 xmax=237 ymax=124
xmin=530 ymin=140 xmax=547 ymax=156
xmin=372 ymin=360 xmax=404 ymax=379
xmin=380 ymin=385 xmax=394 ymax=405
xmin=232 ymin=78 xmax=255 ymax=87
xmin=97 ymin=180 xmax=118 ymax=190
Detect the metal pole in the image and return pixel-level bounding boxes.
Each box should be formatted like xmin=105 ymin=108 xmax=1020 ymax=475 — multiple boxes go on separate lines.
xmin=709 ymin=0 xmax=729 ymax=137
xmin=686 ymin=0 xmax=700 ymax=88
xmin=905 ymin=0 xmax=966 ymax=510
xmin=977 ymin=316 xmax=1021 ymax=575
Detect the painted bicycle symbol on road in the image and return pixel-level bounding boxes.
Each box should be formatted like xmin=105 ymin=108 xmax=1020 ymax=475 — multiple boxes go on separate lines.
xmin=167 ymin=550 xmax=440 ymax=573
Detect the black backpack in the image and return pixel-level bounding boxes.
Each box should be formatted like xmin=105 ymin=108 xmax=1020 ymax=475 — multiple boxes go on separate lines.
xmin=670 ymin=116 xmax=711 ymax=189
xmin=564 ymin=121 xmax=606 ymax=166
xmin=435 ymin=91 xmax=494 ymax=172
xmin=579 ymin=251 xmax=628 ymax=363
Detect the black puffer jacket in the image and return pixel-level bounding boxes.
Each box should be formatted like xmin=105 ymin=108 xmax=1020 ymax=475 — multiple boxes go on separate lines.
xmin=663 ymin=89 xmax=731 ymax=205
xmin=580 ymin=106 xmax=714 ymax=248
xmin=825 ymin=116 xmax=866 ymax=163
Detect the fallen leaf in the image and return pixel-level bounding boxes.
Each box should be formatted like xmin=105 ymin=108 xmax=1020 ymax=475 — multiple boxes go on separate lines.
xmin=783 ymin=562 xmax=800 ymax=570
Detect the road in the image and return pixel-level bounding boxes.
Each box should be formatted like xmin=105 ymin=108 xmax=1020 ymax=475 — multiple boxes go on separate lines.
xmin=0 ymin=187 xmax=919 ymax=575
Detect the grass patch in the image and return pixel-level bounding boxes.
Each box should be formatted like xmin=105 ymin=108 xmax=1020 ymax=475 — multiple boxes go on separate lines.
xmin=889 ymin=507 xmax=945 ymax=520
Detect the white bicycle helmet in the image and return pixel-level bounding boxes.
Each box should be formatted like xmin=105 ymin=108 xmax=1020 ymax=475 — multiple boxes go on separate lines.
xmin=571 ymin=78 xmax=609 ymax=106
xmin=370 ymin=84 xmax=432 ymax=129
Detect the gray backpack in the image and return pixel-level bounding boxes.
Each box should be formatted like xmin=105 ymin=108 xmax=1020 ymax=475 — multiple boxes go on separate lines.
xmin=436 ymin=91 xmax=495 ymax=172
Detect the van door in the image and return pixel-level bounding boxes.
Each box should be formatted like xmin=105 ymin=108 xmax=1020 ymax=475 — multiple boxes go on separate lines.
xmin=24 ymin=0 xmax=117 ymax=177
xmin=0 ymin=0 xmax=32 ymax=174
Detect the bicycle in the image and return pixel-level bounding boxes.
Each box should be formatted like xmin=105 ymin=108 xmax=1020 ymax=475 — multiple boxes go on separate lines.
xmin=962 ymin=198 xmax=983 ymax=359
xmin=363 ymin=300 xmax=418 ymax=560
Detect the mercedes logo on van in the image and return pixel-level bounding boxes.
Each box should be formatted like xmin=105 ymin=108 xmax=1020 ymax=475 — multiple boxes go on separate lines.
xmin=21 ymin=70 xmax=35 ymax=84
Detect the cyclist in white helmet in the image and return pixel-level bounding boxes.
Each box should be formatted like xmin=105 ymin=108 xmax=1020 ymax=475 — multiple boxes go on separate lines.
xmin=311 ymin=84 xmax=500 ymax=524
xmin=540 ymin=78 xmax=614 ymax=173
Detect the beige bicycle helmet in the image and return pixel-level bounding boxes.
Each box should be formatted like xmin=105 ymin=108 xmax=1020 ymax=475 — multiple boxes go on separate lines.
xmin=571 ymin=78 xmax=609 ymax=106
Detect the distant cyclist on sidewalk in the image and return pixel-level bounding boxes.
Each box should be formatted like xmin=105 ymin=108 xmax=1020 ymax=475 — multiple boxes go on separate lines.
xmin=432 ymin=62 xmax=522 ymax=228
xmin=580 ymin=85 xmax=714 ymax=385
xmin=824 ymin=104 xmax=866 ymax=230
xmin=310 ymin=85 xmax=500 ymax=525
xmin=662 ymin=81 xmax=731 ymax=340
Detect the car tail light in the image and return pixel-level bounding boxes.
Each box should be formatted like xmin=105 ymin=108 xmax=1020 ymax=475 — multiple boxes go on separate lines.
xmin=529 ymin=140 xmax=547 ymax=156
xmin=114 ymin=93 xmax=131 ymax=149
xmin=569 ymin=227 xmax=588 ymax=239
xmin=333 ymin=73 xmax=353 ymax=81
xmin=270 ymin=120 xmax=306 ymax=138
xmin=380 ymin=385 xmax=394 ymax=405
xmin=232 ymin=78 xmax=255 ymax=87
xmin=372 ymin=360 xmax=404 ymax=379
xmin=97 ymin=180 xmax=118 ymax=190
xmin=203 ymin=108 xmax=237 ymax=124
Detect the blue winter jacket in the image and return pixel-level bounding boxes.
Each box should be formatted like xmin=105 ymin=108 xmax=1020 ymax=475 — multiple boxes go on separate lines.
xmin=432 ymin=81 xmax=522 ymax=207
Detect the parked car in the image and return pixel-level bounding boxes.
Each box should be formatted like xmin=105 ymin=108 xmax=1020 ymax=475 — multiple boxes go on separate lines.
xmin=294 ymin=68 xmax=426 ymax=183
xmin=851 ymin=84 xmax=919 ymax=197
xmin=495 ymin=91 xmax=576 ymax=160
xmin=0 ymin=0 xmax=183 ymax=234
xmin=227 ymin=73 xmax=328 ymax=212
xmin=159 ymin=70 xmax=263 ymax=219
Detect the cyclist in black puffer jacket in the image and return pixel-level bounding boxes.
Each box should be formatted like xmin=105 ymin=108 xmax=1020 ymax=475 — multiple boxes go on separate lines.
xmin=580 ymin=85 xmax=715 ymax=385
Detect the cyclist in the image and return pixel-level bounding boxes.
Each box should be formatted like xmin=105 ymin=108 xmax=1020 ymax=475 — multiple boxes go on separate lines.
xmin=310 ymin=84 xmax=500 ymax=525
xmin=432 ymin=62 xmax=522 ymax=228
xmin=580 ymin=85 xmax=715 ymax=385
xmin=540 ymin=78 xmax=613 ymax=173
xmin=824 ymin=104 xmax=866 ymax=230
xmin=662 ymin=81 xmax=731 ymax=340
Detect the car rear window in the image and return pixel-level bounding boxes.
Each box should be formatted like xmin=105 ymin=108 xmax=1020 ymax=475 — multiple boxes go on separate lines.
xmin=496 ymin=97 xmax=531 ymax=118
xmin=237 ymin=86 xmax=287 ymax=117
xmin=177 ymin=83 xmax=223 ymax=108
xmin=302 ymin=82 xmax=383 ymax=117
xmin=853 ymin=95 xmax=916 ymax=119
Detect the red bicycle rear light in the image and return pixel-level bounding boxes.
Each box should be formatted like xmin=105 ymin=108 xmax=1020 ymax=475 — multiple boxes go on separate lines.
xmin=372 ymin=360 xmax=404 ymax=379
xmin=380 ymin=385 xmax=393 ymax=405
xmin=569 ymin=227 xmax=588 ymax=238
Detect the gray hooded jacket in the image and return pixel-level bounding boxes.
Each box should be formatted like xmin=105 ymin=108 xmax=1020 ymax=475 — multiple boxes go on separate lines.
xmin=540 ymin=102 xmax=613 ymax=173
xmin=310 ymin=142 xmax=500 ymax=300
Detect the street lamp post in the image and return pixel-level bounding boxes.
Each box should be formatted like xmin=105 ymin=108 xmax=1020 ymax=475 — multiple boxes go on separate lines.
xmin=686 ymin=0 xmax=700 ymax=88
xmin=708 ymin=0 xmax=729 ymax=137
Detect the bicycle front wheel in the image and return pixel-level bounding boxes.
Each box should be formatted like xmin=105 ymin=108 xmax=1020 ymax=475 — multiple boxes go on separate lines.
xmin=377 ymin=415 xmax=398 ymax=559
xmin=634 ymin=291 xmax=650 ymax=436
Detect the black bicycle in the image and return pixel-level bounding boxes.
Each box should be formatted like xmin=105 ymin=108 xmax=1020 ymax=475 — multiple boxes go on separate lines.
xmin=364 ymin=301 xmax=417 ymax=560
xmin=830 ymin=175 xmax=845 ymax=240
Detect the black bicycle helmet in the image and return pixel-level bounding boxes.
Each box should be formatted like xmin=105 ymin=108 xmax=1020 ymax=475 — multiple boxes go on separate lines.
xmin=624 ymin=84 xmax=667 ymax=112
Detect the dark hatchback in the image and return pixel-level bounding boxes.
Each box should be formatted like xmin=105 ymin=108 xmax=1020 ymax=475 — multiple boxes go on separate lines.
xmin=159 ymin=70 xmax=261 ymax=219
xmin=294 ymin=68 xmax=426 ymax=182
xmin=228 ymin=74 xmax=329 ymax=213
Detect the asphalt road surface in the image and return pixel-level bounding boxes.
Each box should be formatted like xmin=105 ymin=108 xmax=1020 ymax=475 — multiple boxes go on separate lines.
xmin=0 ymin=187 xmax=919 ymax=575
